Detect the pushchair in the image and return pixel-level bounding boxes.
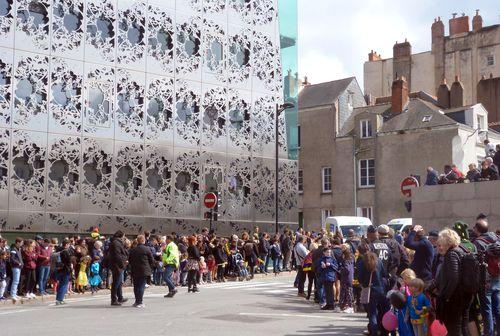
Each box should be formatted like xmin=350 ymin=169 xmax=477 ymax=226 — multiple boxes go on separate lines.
xmin=231 ymin=253 xmax=249 ymax=281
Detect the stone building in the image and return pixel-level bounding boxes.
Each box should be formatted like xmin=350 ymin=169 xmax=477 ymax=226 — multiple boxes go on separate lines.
xmin=0 ymin=0 xmax=298 ymax=236
xmin=297 ymin=77 xmax=366 ymax=227
xmin=364 ymin=11 xmax=500 ymax=130
xmin=298 ymin=76 xmax=500 ymax=230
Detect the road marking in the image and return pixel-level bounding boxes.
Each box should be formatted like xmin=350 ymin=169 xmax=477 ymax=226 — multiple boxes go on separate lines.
xmin=238 ymin=312 xmax=355 ymax=321
xmin=216 ymin=282 xmax=288 ymax=290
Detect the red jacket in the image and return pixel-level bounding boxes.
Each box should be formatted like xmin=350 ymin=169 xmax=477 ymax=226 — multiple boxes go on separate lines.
xmin=36 ymin=245 xmax=53 ymax=267
xmin=22 ymin=250 xmax=38 ymax=270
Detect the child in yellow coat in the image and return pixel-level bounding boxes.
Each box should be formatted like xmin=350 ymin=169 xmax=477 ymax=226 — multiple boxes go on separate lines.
xmin=76 ymin=256 xmax=91 ymax=293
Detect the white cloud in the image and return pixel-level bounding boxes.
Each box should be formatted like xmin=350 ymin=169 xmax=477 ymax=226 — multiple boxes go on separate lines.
xmin=299 ymin=50 xmax=349 ymax=84
xmin=297 ymin=0 xmax=498 ymax=88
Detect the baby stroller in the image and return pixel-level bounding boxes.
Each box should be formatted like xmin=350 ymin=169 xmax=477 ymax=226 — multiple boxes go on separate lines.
xmin=232 ymin=253 xmax=249 ymax=281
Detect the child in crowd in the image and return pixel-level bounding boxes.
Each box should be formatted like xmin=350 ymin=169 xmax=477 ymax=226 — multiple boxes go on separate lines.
xmin=396 ymin=268 xmax=416 ymax=336
xmin=207 ymin=254 xmax=216 ymax=283
xmin=199 ymin=256 xmax=207 ymax=285
xmin=89 ymin=256 xmax=102 ymax=294
xmin=179 ymin=252 xmax=188 ymax=286
xmin=0 ymin=250 xmax=7 ymax=300
xmin=76 ymin=256 xmax=91 ymax=293
xmin=408 ymin=278 xmax=430 ymax=336
xmin=270 ymin=239 xmax=282 ymax=275
xmin=319 ymin=247 xmax=338 ymax=311
xmin=339 ymin=245 xmax=354 ymax=313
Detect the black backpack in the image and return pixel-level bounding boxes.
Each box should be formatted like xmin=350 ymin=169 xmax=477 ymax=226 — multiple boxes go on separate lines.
xmin=458 ymin=246 xmax=480 ymax=295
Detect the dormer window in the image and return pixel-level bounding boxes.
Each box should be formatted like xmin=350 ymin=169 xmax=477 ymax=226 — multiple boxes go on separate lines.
xmin=422 ymin=115 xmax=432 ymax=122
xmin=347 ymin=91 xmax=354 ymax=111
xmin=487 ymin=55 xmax=495 ymax=66
xmin=360 ymin=119 xmax=372 ymax=138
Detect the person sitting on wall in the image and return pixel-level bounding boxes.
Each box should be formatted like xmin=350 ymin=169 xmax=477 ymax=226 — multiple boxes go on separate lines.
xmin=425 ymin=167 xmax=439 ymax=186
xmin=494 ymin=144 xmax=500 ymax=168
xmin=480 ymin=158 xmax=499 ymax=181
xmin=438 ymin=165 xmax=458 ymax=184
xmin=451 ymin=164 xmax=465 ymax=183
xmin=484 ymin=139 xmax=496 ymax=158
xmin=466 ymin=163 xmax=481 ymax=183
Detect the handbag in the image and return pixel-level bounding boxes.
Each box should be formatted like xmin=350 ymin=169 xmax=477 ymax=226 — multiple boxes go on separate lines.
xmin=360 ymin=272 xmax=373 ymax=305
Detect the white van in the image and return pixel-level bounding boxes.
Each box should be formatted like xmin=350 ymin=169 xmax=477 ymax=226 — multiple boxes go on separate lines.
xmin=324 ymin=216 xmax=373 ymax=238
xmin=387 ymin=218 xmax=412 ymax=233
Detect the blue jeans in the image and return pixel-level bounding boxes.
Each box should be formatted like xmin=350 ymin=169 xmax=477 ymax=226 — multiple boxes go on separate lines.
xmin=164 ymin=265 xmax=176 ymax=292
xmin=367 ymin=290 xmax=391 ymax=336
xmin=37 ymin=265 xmax=50 ymax=294
xmin=480 ymin=277 xmax=500 ymax=336
xmin=133 ymin=276 xmax=146 ymax=305
xmin=111 ymin=269 xmax=124 ymax=303
xmin=153 ymin=267 xmax=163 ymax=285
xmin=56 ymin=273 xmax=70 ymax=302
xmin=10 ymin=268 xmax=21 ymax=298
xmin=272 ymin=257 xmax=280 ymax=273
xmin=259 ymin=254 xmax=269 ymax=273
xmin=315 ymin=275 xmax=325 ymax=304
xmin=323 ymin=280 xmax=334 ymax=306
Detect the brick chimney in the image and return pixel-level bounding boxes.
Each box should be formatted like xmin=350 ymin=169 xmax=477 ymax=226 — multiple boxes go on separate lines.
xmin=437 ymin=79 xmax=450 ymax=108
xmin=450 ymin=76 xmax=464 ymax=108
xmin=473 ymin=10 xmax=483 ymax=32
xmin=391 ymin=76 xmax=409 ymax=114
xmin=368 ymin=50 xmax=381 ymax=61
xmin=431 ymin=17 xmax=445 ymax=41
xmin=393 ymin=39 xmax=412 ymax=59
xmin=449 ymin=13 xmax=469 ymax=36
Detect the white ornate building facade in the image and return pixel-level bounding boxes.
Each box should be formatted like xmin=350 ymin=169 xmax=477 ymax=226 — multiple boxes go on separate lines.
xmin=0 ymin=0 xmax=297 ymax=236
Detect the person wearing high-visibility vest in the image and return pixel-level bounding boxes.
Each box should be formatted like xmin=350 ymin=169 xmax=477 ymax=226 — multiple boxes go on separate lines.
xmin=162 ymin=235 xmax=180 ymax=298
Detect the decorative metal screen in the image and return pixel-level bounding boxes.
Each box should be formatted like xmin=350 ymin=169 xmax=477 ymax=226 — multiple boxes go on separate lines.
xmin=0 ymin=0 xmax=297 ymax=236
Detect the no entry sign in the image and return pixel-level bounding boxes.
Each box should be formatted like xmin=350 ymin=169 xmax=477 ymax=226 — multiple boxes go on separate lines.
xmin=401 ymin=177 xmax=419 ymax=197
xmin=204 ymin=192 xmax=218 ymax=209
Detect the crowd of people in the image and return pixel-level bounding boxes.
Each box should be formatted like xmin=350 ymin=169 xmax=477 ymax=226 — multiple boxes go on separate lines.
xmin=291 ymin=215 xmax=499 ymax=336
xmin=426 ymin=142 xmax=500 ymax=185
xmin=0 ymin=226 xmax=296 ymax=307
xmin=0 ymin=217 xmax=499 ymax=335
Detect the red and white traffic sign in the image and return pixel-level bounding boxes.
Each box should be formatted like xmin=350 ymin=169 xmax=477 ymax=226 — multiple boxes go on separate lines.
xmin=204 ymin=192 xmax=218 ymax=209
xmin=401 ymin=177 xmax=419 ymax=197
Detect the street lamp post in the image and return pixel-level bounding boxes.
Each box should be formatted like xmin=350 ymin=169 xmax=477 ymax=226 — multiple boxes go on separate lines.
xmin=275 ymin=102 xmax=295 ymax=234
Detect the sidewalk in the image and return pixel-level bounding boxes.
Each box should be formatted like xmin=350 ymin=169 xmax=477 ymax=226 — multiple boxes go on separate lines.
xmin=0 ymin=270 xmax=297 ymax=306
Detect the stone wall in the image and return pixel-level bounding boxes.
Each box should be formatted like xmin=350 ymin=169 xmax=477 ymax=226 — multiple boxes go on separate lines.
xmin=412 ymin=181 xmax=500 ymax=231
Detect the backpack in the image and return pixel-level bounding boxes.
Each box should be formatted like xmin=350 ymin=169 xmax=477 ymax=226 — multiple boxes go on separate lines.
xmin=53 ymin=251 xmax=63 ymax=271
xmin=485 ymin=242 xmax=500 ymax=277
xmin=458 ymin=247 xmax=480 ymax=294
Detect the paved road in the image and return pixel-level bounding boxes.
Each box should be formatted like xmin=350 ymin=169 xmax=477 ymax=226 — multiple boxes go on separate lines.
xmin=0 ymin=275 xmax=367 ymax=336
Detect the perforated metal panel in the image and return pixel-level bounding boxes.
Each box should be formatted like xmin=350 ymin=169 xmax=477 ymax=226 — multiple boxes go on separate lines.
xmin=0 ymin=0 xmax=297 ymax=235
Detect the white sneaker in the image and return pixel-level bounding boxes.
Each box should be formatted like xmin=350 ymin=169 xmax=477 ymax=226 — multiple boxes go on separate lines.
xmin=24 ymin=295 xmax=31 ymax=300
xmin=145 ymin=284 xmax=150 ymax=289
xmin=345 ymin=307 xmax=354 ymax=314
xmin=135 ymin=304 xmax=145 ymax=308
xmin=29 ymin=293 xmax=36 ymax=299
xmin=11 ymin=296 xmax=19 ymax=302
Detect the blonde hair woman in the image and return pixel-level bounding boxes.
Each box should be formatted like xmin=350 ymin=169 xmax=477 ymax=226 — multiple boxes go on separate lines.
xmin=434 ymin=228 xmax=469 ymax=335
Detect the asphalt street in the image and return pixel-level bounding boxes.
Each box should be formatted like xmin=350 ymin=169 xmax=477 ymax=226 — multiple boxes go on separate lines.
xmin=0 ymin=275 xmax=367 ymax=336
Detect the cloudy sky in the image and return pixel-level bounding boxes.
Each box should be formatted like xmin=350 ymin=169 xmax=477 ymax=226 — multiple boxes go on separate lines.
xmin=297 ymin=0 xmax=499 ymax=86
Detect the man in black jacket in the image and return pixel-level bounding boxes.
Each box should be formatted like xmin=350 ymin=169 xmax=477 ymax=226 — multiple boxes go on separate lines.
xmin=129 ymin=235 xmax=155 ymax=308
xmin=259 ymin=233 xmax=270 ymax=274
xmin=55 ymin=239 xmax=74 ymax=305
xmin=282 ymin=230 xmax=293 ymax=271
xmin=108 ymin=231 xmax=129 ymax=306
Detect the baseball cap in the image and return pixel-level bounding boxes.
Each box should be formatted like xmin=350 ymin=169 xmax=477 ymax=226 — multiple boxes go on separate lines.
xmin=367 ymin=225 xmax=376 ymax=234
xmin=377 ymin=225 xmax=390 ymax=235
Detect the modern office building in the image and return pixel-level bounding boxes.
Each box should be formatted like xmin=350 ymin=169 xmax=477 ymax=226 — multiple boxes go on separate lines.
xmin=0 ymin=0 xmax=298 ymax=236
